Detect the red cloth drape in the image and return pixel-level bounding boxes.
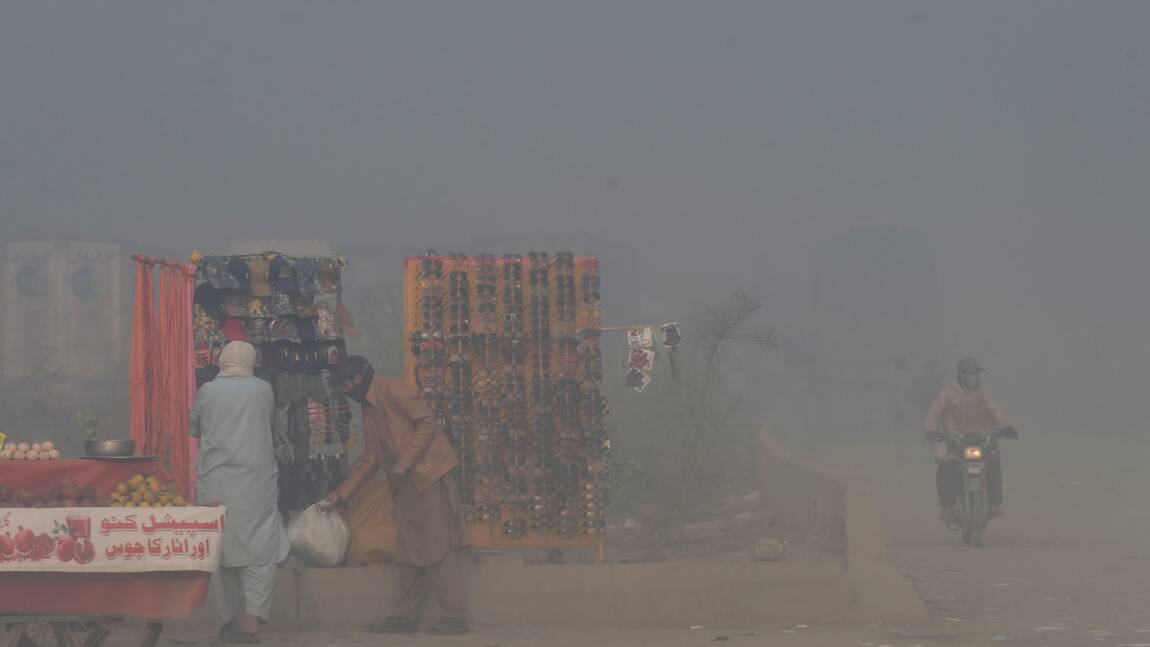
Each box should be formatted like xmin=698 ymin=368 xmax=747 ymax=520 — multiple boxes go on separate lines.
xmin=130 ymin=258 xmax=196 ymax=497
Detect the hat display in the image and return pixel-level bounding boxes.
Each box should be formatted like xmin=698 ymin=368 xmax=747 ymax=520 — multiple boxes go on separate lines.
xmin=226 ymin=258 xmax=251 ymax=293
xmin=221 ymin=317 xmax=249 ymax=342
xmin=270 ymin=316 xmax=301 ymax=343
xmin=193 ymin=252 xmax=352 ymax=481
xmin=269 ymin=255 xmax=298 ymax=294
xmin=221 ymin=293 xmax=249 ymax=318
xmin=292 ymin=294 xmax=317 ymax=318
xmin=194 ymin=305 xmax=225 ymax=344
xmin=315 ymin=300 xmax=343 ymax=340
xmin=247 ymin=297 xmax=271 ymax=319
xmin=200 ymin=256 xmax=240 ymax=291
xmin=293 ymin=258 xmax=318 ymax=297
xmin=246 ymin=318 xmax=270 ymax=344
xmin=295 ymin=316 xmax=318 ymax=343
xmin=194 ymin=284 xmax=225 ymax=321
xmin=248 ymin=256 xmax=272 ymax=298
xmin=315 ymin=258 xmax=342 ymax=295
xmin=270 ymin=288 xmax=294 ymax=317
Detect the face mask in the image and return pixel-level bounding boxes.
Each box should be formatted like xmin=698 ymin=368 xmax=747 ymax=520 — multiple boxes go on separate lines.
xmin=960 ymin=374 xmax=981 ymax=391
xmin=346 ymin=365 xmax=375 ymax=403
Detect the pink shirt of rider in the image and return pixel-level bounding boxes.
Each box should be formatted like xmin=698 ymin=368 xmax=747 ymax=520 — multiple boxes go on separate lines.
xmin=923 ymin=382 xmax=1008 ymax=437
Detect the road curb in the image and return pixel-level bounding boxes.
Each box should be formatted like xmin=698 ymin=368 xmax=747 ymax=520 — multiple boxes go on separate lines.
xmin=843 ymin=478 xmax=926 ymax=621
xmin=757 ymin=428 xmax=924 ymax=622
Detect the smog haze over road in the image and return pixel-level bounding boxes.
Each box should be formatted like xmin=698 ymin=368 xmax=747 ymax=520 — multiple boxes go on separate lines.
xmin=2 ymin=3 xmax=1150 ymax=644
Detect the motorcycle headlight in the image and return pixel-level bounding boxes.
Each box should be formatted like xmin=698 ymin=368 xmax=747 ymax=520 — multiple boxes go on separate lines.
xmin=963 ymin=446 xmax=983 ymax=460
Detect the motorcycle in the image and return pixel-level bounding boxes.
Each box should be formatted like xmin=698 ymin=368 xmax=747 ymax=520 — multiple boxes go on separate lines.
xmin=928 ymin=426 xmax=1018 ymax=547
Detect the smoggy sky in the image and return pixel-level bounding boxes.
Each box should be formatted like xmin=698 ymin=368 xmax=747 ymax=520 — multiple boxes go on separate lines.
xmin=2 ymin=1 xmax=1149 ymax=433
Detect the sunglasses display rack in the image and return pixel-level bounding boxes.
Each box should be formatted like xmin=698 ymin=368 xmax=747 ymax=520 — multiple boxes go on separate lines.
xmin=404 ymin=252 xmax=605 ymax=553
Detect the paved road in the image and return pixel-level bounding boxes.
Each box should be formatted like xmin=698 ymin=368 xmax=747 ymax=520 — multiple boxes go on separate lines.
xmin=811 ymin=430 xmax=1150 ymax=647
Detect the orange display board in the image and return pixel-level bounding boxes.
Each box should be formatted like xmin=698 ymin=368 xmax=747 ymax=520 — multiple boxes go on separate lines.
xmin=403 ymin=254 xmax=605 ymax=553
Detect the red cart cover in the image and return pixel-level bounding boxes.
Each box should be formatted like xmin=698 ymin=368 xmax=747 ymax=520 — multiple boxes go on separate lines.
xmin=0 ymin=572 xmax=210 ymax=619
xmin=0 ymin=460 xmax=217 ymax=619
xmin=1 ymin=459 xmax=166 ymax=498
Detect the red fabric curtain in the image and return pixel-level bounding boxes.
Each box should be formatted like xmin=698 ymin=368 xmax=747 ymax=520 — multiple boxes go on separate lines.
xmin=129 ymin=257 xmax=196 ymax=497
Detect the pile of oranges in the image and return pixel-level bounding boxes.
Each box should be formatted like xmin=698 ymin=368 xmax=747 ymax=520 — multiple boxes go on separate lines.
xmin=108 ymin=474 xmax=188 ymax=508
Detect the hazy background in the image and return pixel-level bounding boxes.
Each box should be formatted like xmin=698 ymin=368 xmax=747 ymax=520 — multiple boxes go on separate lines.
xmin=2 ymin=1 xmax=1149 ymax=440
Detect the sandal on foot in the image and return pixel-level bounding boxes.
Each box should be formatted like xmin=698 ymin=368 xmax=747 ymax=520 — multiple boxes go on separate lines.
xmin=426 ymin=617 xmax=469 ymax=635
xmin=368 ymin=616 xmax=418 ymax=634
xmin=218 ymin=626 xmax=261 ymax=644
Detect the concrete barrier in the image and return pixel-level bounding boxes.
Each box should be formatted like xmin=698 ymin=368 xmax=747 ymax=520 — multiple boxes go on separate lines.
xmin=757 ymin=430 xmax=846 ymax=551
xmin=844 ymin=479 xmax=925 ymax=621
xmin=758 ymin=427 xmax=923 ymax=622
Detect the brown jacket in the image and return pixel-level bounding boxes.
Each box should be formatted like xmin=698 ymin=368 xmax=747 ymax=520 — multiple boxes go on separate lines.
xmin=924 ymin=382 xmax=1008 ymax=437
xmin=336 ymin=376 xmax=459 ymax=499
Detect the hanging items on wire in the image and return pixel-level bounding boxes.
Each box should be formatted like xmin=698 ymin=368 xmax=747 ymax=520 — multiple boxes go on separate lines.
xmin=623 ymin=323 xmax=681 ymax=392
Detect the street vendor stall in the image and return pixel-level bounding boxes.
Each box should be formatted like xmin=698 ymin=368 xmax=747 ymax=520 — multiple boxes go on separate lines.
xmin=0 ymin=458 xmax=223 ymax=647
xmin=1 ymin=257 xmax=216 ymax=647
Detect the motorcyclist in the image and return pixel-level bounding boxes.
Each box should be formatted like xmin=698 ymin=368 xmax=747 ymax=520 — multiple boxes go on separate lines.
xmin=924 ymin=358 xmax=1013 ymax=522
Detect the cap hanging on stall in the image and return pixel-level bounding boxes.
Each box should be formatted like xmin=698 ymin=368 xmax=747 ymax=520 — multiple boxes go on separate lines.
xmin=226 ymin=258 xmax=251 ymax=293
xmin=293 ymin=258 xmax=318 ymax=297
xmin=269 ymin=288 xmax=294 ymax=317
xmin=247 ymin=256 xmax=272 ymax=298
xmin=316 ymin=258 xmax=342 ymax=295
xmin=221 ymin=317 xmax=249 ymax=342
xmin=270 ymin=316 xmax=301 ymax=343
xmin=201 ymin=256 xmax=240 ymax=291
xmin=292 ymin=294 xmax=318 ymax=318
xmin=195 ymin=283 xmax=226 ymax=320
xmin=245 ymin=318 xmax=270 ymax=344
xmin=221 ymin=293 xmax=249 ymax=318
xmin=268 ymin=255 xmax=298 ymax=294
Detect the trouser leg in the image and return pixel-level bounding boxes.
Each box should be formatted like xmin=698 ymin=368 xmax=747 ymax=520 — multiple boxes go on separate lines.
xmin=937 ymin=461 xmax=960 ymax=506
xmin=210 ymin=567 xmax=242 ymax=626
xmin=392 ymin=563 xmax=426 ymax=620
xmin=239 ymin=564 xmax=279 ymax=623
xmin=987 ymin=453 xmax=1003 ymax=507
xmin=425 ymin=549 xmax=468 ymax=618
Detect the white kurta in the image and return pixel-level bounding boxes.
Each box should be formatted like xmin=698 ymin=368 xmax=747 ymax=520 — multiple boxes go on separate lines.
xmin=192 ymin=376 xmax=290 ymax=568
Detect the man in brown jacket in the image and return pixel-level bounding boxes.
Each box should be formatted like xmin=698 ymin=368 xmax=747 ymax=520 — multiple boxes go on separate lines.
xmin=925 ymin=358 xmax=1013 ymax=522
xmin=321 ymin=356 xmax=468 ymax=635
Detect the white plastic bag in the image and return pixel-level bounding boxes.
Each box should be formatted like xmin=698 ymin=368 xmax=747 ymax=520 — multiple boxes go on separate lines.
xmin=288 ymin=503 xmax=350 ymax=567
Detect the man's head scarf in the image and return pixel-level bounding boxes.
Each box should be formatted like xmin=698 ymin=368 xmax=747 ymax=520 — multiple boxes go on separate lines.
xmin=217 ymin=341 xmax=257 ymax=378
xmin=330 ymin=355 xmax=375 ymax=403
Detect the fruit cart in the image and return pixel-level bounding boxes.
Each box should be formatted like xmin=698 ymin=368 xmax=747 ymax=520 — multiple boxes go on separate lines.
xmin=1 ymin=458 xmax=222 ymax=647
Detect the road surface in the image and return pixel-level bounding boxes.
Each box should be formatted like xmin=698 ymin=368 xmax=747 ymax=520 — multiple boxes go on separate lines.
xmin=161 ymin=431 xmax=1150 ymax=647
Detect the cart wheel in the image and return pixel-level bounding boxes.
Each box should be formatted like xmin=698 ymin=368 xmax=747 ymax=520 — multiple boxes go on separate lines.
xmin=23 ymin=622 xmax=161 ymax=647
xmin=21 ymin=622 xmax=56 ymax=647
xmin=3 ymin=624 xmax=27 ymax=647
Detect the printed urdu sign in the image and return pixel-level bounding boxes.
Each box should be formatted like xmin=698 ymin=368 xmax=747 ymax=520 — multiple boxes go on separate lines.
xmin=0 ymin=506 xmax=224 ymax=573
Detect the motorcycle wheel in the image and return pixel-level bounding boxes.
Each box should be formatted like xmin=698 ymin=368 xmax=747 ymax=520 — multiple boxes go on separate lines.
xmin=969 ymin=492 xmax=986 ymax=548
xmin=961 ymin=526 xmax=972 ymax=544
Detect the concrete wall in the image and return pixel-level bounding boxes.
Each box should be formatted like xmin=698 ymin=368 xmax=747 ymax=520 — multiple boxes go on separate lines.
xmin=757 ymin=428 xmax=846 ymax=552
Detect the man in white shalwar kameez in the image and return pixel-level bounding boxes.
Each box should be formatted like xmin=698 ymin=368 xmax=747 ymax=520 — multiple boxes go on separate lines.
xmin=192 ymin=341 xmax=290 ymax=644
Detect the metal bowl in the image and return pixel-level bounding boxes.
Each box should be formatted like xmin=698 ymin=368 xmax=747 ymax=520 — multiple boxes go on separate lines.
xmin=84 ymin=439 xmax=136 ymax=458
